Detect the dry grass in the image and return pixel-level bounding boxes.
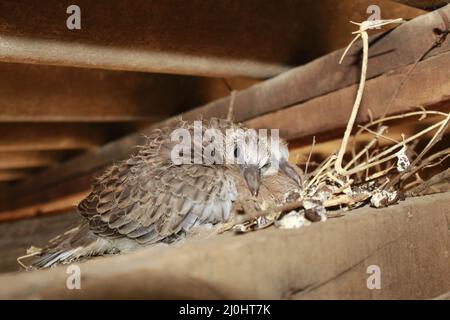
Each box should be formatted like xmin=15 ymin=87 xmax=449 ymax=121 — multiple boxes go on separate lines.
xmin=234 ymin=18 xmax=450 ymax=232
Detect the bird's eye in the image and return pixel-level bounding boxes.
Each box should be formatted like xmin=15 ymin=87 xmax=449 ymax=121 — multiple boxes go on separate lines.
xmin=262 ymin=162 xmax=271 ymax=169
xmin=234 ymin=147 xmax=239 ymax=158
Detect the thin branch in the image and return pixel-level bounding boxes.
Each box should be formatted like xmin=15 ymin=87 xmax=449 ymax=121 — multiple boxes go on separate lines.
xmin=406 ymin=167 xmax=450 ymax=197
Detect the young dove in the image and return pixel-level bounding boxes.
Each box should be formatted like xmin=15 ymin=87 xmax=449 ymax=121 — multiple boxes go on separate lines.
xmin=21 ymin=118 xmax=301 ymax=269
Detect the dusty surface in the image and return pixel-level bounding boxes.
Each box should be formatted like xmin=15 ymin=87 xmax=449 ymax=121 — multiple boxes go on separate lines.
xmin=0 ymin=192 xmax=448 ymax=299
xmin=0 ymin=212 xmax=80 ymax=273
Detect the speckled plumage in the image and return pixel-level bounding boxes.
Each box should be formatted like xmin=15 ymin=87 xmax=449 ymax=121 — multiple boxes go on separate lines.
xmin=23 ymin=118 xmax=301 ymax=269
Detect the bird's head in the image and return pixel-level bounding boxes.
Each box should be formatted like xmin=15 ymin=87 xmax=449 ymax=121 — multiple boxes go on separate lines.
xmin=229 ymin=129 xmax=302 ymax=197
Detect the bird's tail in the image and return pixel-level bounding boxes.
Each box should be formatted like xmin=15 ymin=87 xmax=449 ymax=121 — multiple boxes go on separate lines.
xmin=18 ymin=222 xmax=117 ymax=270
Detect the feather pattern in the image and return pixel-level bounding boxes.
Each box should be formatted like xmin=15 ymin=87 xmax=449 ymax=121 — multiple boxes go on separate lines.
xmin=23 ymin=118 xmax=300 ymax=269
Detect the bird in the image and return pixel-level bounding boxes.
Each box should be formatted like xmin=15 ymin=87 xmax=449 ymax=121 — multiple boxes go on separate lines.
xmin=20 ymin=118 xmax=302 ymax=269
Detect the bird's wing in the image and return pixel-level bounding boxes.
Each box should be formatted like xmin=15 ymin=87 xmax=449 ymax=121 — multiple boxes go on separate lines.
xmin=78 ymin=160 xmax=237 ymax=245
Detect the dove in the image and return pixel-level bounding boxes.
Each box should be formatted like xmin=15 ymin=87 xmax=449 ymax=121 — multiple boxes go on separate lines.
xmin=20 ymin=118 xmax=301 ymax=269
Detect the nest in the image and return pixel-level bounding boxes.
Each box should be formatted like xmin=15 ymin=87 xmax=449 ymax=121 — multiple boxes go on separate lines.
xmin=234 ymin=18 xmax=450 ymax=232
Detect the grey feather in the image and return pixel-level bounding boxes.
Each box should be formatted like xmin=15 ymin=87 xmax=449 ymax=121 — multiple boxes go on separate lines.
xmin=22 ymin=118 xmax=300 ymax=269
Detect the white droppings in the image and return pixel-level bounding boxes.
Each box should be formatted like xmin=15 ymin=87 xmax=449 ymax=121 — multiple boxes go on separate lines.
xmin=275 ymin=210 xmax=311 ymax=229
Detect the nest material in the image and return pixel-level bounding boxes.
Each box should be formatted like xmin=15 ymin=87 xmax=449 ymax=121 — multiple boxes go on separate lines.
xmin=234 ymin=18 xmax=450 ymax=232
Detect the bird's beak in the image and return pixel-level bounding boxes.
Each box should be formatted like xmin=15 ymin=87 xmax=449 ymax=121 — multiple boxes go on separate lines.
xmin=280 ymin=158 xmax=302 ymax=186
xmin=243 ymin=165 xmax=260 ymax=196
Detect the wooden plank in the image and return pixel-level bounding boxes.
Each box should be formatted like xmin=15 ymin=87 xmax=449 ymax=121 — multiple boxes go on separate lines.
xmin=0 ymin=171 xmax=95 ymax=221
xmin=0 ymin=192 xmax=448 ymax=299
xmin=180 ymin=4 xmax=450 ymax=122
xmin=392 ymin=0 xmax=450 ymax=10
xmin=0 ymin=212 xmax=81 ymax=273
xmin=246 ymin=51 xmax=450 ymax=141
xmin=434 ymin=291 xmax=450 ymax=299
xmin=0 ymin=63 xmax=233 ymax=122
xmin=0 ymin=0 xmax=423 ymax=78
xmin=0 ymin=192 xmax=88 ymax=224
xmin=0 ymin=132 xmax=151 ymax=209
xmin=0 ymin=6 xmax=447 ymax=216
xmin=0 ymin=169 xmax=33 ymax=182
xmin=0 ymin=151 xmax=78 ymax=169
xmin=0 ymin=123 xmax=144 ymax=151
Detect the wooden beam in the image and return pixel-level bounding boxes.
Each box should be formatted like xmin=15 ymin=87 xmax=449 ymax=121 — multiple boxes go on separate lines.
xmin=0 ymin=137 xmax=141 ymax=212
xmin=246 ymin=51 xmax=450 ymax=141
xmin=0 ymin=169 xmax=34 ymax=182
xmin=0 ymin=123 xmax=142 ymax=151
xmin=180 ymin=4 xmax=450 ymax=123
xmin=0 ymin=192 xmax=449 ymax=299
xmin=0 ymin=6 xmax=448 ymax=217
xmin=0 ymin=63 xmax=231 ymax=122
xmin=0 ymin=151 xmax=79 ymax=169
xmin=0 ymin=169 xmax=98 ymax=220
xmin=0 ymin=35 xmax=289 ymax=79
xmin=0 ymin=62 xmax=260 ymax=122
xmin=0 ymin=191 xmax=89 ymax=223
xmin=0 ymin=0 xmax=423 ymax=78
xmin=0 ymin=212 xmax=81 ymax=272
xmin=392 ymin=0 xmax=450 ymax=10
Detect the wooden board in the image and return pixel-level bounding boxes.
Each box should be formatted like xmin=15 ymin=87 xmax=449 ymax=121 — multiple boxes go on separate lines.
xmin=392 ymin=0 xmax=450 ymax=10
xmin=0 ymin=192 xmax=448 ymax=299
xmin=184 ymin=4 xmax=450 ymax=122
xmin=0 ymin=151 xmax=79 ymax=169
xmin=0 ymin=123 xmax=145 ymax=151
xmin=0 ymin=63 xmax=215 ymax=122
xmin=0 ymin=0 xmax=423 ymax=78
xmin=0 ymin=212 xmax=81 ymax=273
xmin=246 ymin=51 xmax=450 ymax=141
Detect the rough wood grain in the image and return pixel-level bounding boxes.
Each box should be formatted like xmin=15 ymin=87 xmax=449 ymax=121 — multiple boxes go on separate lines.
xmin=0 ymin=192 xmax=448 ymax=299
xmin=0 ymin=151 xmax=79 ymax=169
xmin=0 ymin=123 xmax=144 ymax=151
xmin=392 ymin=0 xmax=450 ymax=10
xmin=246 ymin=51 xmax=450 ymax=141
xmin=181 ymin=4 xmax=450 ymax=122
xmin=0 ymin=213 xmax=81 ymax=273
xmin=0 ymin=0 xmax=423 ymax=78
xmin=0 ymin=63 xmax=215 ymax=122
xmin=0 ymin=169 xmax=33 ymax=181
